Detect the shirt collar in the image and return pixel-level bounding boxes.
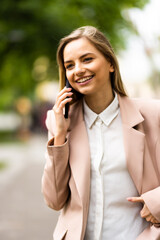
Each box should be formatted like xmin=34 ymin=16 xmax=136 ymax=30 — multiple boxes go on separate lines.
xmin=83 ymin=93 xmax=119 ymax=128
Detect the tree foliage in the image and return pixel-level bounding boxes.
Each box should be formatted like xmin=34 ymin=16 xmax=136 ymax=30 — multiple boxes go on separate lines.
xmin=0 ymin=0 xmax=149 ymax=111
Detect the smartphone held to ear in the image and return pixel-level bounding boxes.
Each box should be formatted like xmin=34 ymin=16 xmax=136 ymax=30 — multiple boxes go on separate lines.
xmin=64 ymin=78 xmax=71 ymax=119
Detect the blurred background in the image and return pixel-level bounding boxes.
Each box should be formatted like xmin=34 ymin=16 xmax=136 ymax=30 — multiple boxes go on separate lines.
xmin=0 ymin=0 xmax=160 ymax=239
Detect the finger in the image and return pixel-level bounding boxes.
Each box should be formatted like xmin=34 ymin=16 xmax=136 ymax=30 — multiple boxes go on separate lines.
xmin=59 ymin=97 xmax=72 ymax=109
xmin=145 ymin=214 xmax=158 ymax=223
xmin=149 ymin=215 xmax=159 ymax=224
xmin=140 ymin=206 xmax=159 ymax=224
xmin=56 ymin=92 xmax=73 ymax=108
xmin=57 ymin=87 xmax=72 ymax=98
xmin=53 ymin=98 xmax=72 ymax=115
xmin=146 ymin=215 xmax=153 ymax=222
xmin=152 ymin=219 xmax=159 ymax=224
xmin=140 ymin=209 xmax=150 ymax=218
xmin=57 ymin=90 xmax=73 ymax=103
xmin=127 ymin=197 xmax=144 ymax=203
xmin=55 ymin=87 xmax=72 ymax=105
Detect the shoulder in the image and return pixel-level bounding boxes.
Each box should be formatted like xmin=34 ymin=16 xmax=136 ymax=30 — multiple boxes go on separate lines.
xmin=132 ymin=97 xmax=160 ymax=112
xmin=131 ymin=97 xmax=160 ymax=121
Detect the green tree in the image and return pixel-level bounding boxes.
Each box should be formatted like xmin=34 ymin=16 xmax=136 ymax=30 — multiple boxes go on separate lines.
xmin=0 ymin=0 xmax=149 ymax=111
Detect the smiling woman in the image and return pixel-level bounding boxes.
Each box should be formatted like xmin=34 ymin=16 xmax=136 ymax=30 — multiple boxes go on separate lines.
xmin=63 ymin=37 xmax=115 ymax=113
xmin=57 ymin=27 xmax=126 ymax=102
xmin=42 ymin=26 xmax=160 ymax=240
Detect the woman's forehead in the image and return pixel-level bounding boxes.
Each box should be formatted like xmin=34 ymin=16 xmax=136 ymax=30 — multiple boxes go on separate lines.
xmin=63 ymin=37 xmax=101 ymax=61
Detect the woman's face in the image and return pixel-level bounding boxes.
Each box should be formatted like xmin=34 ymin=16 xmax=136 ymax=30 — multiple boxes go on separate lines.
xmin=63 ymin=37 xmax=114 ymax=97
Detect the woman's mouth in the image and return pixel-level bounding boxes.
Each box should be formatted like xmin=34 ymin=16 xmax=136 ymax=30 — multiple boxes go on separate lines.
xmin=76 ymin=75 xmax=94 ymax=85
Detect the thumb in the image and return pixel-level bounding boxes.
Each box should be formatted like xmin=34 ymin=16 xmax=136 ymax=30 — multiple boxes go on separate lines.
xmin=127 ymin=196 xmax=144 ymax=203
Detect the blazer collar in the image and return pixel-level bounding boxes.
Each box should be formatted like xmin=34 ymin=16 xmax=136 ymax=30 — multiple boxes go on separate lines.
xmin=68 ymin=99 xmax=90 ymax=206
xmin=118 ymin=94 xmax=145 ymax=194
xmin=69 ymin=94 xmax=145 ymax=129
xmin=69 ymin=99 xmax=84 ymax=131
xmin=118 ymin=94 xmax=144 ymax=128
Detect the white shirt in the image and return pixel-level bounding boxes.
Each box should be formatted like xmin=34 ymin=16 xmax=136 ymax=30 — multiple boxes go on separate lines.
xmin=83 ymin=94 xmax=148 ymax=240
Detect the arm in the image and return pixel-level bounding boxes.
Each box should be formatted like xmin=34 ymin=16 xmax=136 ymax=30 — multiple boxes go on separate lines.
xmin=42 ymin=87 xmax=73 ymax=210
xmin=141 ymin=106 xmax=160 ymax=223
xmin=42 ymin=136 xmax=70 ymax=210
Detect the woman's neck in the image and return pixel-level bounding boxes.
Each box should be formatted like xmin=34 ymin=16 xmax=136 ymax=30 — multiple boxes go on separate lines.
xmin=84 ymin=89 xmax=114 ymax=114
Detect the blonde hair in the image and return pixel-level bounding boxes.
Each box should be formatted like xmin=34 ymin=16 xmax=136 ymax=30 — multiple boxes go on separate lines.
xmin=57 ymin=26 xmax=127 ymax=102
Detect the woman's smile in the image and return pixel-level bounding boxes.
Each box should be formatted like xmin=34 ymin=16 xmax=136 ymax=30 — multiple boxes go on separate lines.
xmin=76 ymin=74 xmax=95 ymax=85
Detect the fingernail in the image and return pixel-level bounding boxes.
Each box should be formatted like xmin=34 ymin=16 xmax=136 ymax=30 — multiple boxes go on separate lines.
xmin=127 ymin=197 xmax=132 ymax=201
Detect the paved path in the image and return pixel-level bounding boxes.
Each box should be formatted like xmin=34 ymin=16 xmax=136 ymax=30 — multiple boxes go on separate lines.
xmin=0 ymin=135 xmax=59 ymax=240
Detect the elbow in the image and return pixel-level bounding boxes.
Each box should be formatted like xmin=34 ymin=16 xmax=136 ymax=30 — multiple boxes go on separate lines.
xmin=42 ymin=187 xmax=69 ymax=211
xmin=44 ymin=197 xmax=64 ymax=211
xmin=41 ymin=170 xmax=70 ymax=211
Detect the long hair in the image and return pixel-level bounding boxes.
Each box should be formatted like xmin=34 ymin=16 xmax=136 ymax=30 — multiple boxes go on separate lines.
xmin=57 ymin=26 xmax=127 ymax=102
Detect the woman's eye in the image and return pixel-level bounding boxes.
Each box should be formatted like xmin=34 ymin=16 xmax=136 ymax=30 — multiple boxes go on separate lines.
xmin=84 ymin=57 xmax=93 ymax=62
xmin=66 ymin=64 xmax=73 ymax=69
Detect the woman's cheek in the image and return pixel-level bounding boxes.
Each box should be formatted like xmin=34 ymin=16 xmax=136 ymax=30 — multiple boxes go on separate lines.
xmin=66 ymin=71 xmax=73 ymax=82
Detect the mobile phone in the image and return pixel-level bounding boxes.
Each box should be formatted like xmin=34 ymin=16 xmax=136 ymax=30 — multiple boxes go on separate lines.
xmin=64 ymin=77 xmax=71 ymax=119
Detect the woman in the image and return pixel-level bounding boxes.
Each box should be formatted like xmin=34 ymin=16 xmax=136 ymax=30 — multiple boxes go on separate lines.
xmin=42 ymin=26 xmax=160 ymax=240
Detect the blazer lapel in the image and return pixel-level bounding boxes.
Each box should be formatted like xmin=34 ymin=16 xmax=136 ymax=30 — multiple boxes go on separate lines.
xmin=118 ymin=95 xmax=145 ymax=195
xmin=68 ymin=100 xmax=90 ymax=205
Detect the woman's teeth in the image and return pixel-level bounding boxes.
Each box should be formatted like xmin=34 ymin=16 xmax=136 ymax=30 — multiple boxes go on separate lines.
xmin=77 ymin=76 xmax=93 ymax=83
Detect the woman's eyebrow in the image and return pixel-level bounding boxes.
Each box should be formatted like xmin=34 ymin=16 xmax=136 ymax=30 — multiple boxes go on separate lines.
xmin=64 ymin=52 xmax=94 ymax=64
xmin=80 ymin=52 xmax=94 ymax=59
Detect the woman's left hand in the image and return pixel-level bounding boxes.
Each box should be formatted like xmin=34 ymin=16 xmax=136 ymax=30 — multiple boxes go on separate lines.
xmin=127 ymin=196 xmax=159 ymax=225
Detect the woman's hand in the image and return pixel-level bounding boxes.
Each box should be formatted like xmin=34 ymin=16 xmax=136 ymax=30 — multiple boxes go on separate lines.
xmin=127 ymin=197 xmax=160 ymax=226
xmin=53 ymin=87 xmax=73 ymax=145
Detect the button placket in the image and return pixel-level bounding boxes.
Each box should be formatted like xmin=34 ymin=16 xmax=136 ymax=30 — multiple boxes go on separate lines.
xmin=94 ymin=117 xmax=104 ymax=239
xmin=94 ymin=117 xmax=103 ymax=171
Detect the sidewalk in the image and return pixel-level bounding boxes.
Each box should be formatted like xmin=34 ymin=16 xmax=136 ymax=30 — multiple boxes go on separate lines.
xmin=0 ymin=135 xmax=59 ymax=240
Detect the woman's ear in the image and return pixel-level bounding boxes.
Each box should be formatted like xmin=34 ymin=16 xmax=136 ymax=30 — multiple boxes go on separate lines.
xmin=109 ymin=64 xmax=114 ymax=72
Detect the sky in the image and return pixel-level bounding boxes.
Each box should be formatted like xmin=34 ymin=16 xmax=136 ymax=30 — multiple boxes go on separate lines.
xmin=119 ymin=0 xmax=160 ymax=84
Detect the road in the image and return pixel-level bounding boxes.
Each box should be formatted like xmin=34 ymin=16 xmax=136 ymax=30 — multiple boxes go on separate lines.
xmin=0 ymin=134 xmax=59 ymax=240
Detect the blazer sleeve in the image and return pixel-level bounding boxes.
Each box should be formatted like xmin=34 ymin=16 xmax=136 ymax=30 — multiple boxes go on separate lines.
xmin=142 ymin=104 xmax=160 ymax=222
xmin=41 ymin=110 xmax=70 ymax=211
xmin=142 ymin=187 xmax=160 ymax=222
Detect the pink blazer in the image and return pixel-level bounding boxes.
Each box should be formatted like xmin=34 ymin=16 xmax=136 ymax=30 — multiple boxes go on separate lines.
xmin=42 ymin=95 xmax=160 ymax=240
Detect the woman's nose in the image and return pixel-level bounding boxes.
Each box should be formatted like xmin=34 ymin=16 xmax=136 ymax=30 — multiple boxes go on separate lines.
xmin=75 ymin=63 xmax=86 ymax=76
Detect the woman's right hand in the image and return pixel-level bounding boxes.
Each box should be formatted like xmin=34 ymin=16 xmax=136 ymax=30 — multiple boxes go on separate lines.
xmin=53 ymin=87 xmax=73 ymax=145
